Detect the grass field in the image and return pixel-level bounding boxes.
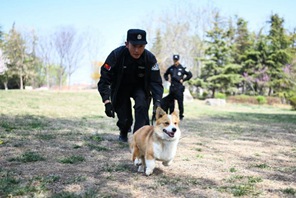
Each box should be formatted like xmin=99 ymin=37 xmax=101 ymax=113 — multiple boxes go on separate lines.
xmin=0 ymin=90 xmax=296 ymax=197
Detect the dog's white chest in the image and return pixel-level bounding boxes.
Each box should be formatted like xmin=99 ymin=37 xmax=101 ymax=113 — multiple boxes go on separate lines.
xmin=153 ymin=141 xmax=178 ymax=161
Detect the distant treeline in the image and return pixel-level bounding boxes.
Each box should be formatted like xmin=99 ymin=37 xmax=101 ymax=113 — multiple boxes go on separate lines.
xmin=0 ymin=7 xmax=295 ymax=105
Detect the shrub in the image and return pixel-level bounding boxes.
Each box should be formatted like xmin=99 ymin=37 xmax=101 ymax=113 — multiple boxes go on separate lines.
xmin=256 ymin=96 xmax=267 ymax=105
xmin=227 ymin=95 xmax=282 ymax=105
xmin=289 ymin=96 xmax=296 ymax=110
xmin=227 ymin=95 xmax=257 ymax=104
xmin=266 ymin=97 xmax=282 ymax=105
xmin=215 ymin=93 xmax=226 ymax=99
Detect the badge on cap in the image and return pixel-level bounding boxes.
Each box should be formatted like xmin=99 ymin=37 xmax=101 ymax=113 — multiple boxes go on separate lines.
xmin=137 ymin=34 xmax=142 ymax=40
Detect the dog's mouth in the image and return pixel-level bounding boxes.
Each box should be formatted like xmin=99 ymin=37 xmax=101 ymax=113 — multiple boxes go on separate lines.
xmin=163 ymin=128 xmax=176 ymax=138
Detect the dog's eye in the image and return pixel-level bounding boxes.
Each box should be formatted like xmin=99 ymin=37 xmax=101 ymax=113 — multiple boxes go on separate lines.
xmin=174 ymin=122 xmax=177 ymax=125
xmin=165 ymin=122 xmax=170 ymax=125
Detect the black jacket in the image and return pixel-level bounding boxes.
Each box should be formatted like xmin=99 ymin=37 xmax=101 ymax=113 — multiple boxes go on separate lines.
xmin=98 ymin=46 xmax=163 ymax=109
xmin=164 ymin=64 xmax=192 ymax=86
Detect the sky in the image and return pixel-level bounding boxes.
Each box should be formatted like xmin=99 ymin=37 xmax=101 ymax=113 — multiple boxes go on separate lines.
xmin=1 ymin=0 xmax=295 ymax=85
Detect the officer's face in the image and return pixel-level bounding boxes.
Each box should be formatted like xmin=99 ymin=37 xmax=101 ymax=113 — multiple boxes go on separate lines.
xmin=125 ymin=42 xmax=145 ymax=59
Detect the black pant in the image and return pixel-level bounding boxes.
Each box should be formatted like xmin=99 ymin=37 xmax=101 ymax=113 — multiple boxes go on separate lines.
xmin=162 ymin=84 xmax=184 ymax=118
xmin=161 ymin=94 xmax=175 ymax=114
xmin=115 ymin=86 xmax=149 ymax=136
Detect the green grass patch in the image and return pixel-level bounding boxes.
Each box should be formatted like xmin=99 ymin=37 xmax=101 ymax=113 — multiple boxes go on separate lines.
xmin=87 ymin=143 xmax=109 ymax=151
xmin=36 ymin=134 xmax=56 ymax=140
xmin=253 ymin=163 xmax=270 ymax=169
xmin=8 ymin=151 xmax=45 ymax=163
xmin=230 ymin=167 xmax=237 ymax=173
xmin=0 ymin=169 xmax=21 ymax=196
xmin=282 ymin=188 xmax=296 ymax=196
xmin=221 ymin=175 xmax=263 ymax=196
xmin=0 ymin=121 xmax=17 ymax=132
xmin=89 ymin=134 xmax=104 ymax=142
xmin=58 ymin=155 xmax=85 ymax=164
xmin=102 ymin=163 xmax=130 ymax=173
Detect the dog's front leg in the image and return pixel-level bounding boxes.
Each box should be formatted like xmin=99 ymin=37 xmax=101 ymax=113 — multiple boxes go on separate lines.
xmin=145 ymin=158 xmax=155 ymax=176
xmin=137 ymin=156 xmax=145 ymax=173
xmin=134 ymin=158 xmax=142 ymax=166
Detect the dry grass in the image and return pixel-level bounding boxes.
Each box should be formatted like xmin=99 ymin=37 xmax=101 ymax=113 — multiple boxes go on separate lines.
xmin=0 ymin=90 xmax=296 ymax=197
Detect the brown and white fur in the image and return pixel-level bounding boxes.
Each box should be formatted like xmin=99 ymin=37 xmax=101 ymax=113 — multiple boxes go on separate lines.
xmin=129 ymin=107 xmax=181 ymax=176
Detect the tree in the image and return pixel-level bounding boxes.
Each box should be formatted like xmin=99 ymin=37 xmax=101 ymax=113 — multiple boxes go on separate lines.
xmin=266 ymin=14 xmax=293 ymax=96
xmin=84 ymin=30 xmax=103 ymax=86
xmin=3 ymin=23 xmax=27 ymax=89
xmin=232 ymin=17 xmax=254 ymax=94
xmin=147 ymin=1 xmax=211 ymax=78
xmin=200 ymin=12 xmax=242 ymax=97
xmin=37 ymin=34 xmax=54 ymax=88
xmin=52 ymin=26 xmax=83 ymax=88
xmin=90 ymin=61 xmax=102 ymax=84
xmin=241 ymin=33 xmax=271 ymax=95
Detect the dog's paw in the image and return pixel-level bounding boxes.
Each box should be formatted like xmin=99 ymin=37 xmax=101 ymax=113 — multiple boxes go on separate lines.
xmin=162 ymin=160 xmax=172 ymax=166
xmin=134 ymin=158 xmax=142 ymax=166
xmin=138 ymin=165 xmax=145 ymax=173
xmin=145 ymin=168 xmax=153 ymax=176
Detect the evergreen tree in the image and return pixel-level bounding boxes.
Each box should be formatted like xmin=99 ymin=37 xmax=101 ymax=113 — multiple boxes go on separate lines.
xmin=201 ymin=12 xmax=241 ymax=97
xmin=3 ymin=23 xmax=27 ymax=89
xmin=232 ymin=17 xmax=254 ymax=94
xmin=242 ymin=33 xmax=271 ymax=95
xmin=267 ymin=14 xmax=293 ymax=96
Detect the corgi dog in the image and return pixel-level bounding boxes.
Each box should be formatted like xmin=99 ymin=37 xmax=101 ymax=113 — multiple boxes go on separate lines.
xmin=129 ymin=107 xmax=181 ymax=176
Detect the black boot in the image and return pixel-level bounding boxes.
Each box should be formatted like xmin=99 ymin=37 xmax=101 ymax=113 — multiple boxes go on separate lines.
xmin=180 ymin=115 xmax=184 ymax=120
xmin=118 ymin=131 xmax=128 ymax=142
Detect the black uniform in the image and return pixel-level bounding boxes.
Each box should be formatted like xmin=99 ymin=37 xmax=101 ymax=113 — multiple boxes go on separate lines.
xmin=163 ymin=63 xmax=192 ymax=119
xmin=98 ymin=46 xmax=163 ymax=135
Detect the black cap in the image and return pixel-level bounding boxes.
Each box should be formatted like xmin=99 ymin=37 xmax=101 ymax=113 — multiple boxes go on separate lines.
xmin=127 ymin=29 xmax=147 ymax=45
xmin=173 ymin=54 xmax=179 ymax=60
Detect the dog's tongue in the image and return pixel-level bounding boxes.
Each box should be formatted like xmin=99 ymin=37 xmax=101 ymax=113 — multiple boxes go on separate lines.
xmin=167 ymin=132 xmax=175 ymax=138
xmin=163 ymin=129 xmax=175 ymax=138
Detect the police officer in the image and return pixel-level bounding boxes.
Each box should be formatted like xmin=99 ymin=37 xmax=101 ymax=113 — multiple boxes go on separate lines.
xmin=98 ymin=29 xmax=163 ymax=142
xmin=163 ymin=55 xmax=192 ymax=120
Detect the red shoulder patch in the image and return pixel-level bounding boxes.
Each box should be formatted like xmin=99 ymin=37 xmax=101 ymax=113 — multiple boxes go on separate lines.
xmin=104 ymin=63 xmax=111 ymax=71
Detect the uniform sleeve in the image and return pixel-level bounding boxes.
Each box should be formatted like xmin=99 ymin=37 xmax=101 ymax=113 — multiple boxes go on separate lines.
xmin=183 ymin=67 xmax=193 ymax=81
xmin=97 ymin=50 xmax=117 ymax=103
xmin=149 ymin=55 xmax=163 ymax=105
xmin=163 ymin=67 xmax=170 ymax=81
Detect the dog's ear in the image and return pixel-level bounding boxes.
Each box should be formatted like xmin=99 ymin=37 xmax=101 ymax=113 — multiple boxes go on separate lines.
xmin=156 ymin=107 xmax=166 ymax=119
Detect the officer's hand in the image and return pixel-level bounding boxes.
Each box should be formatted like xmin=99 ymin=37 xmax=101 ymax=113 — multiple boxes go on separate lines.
xmin=105 ymin=103 xmax=115 ymax=118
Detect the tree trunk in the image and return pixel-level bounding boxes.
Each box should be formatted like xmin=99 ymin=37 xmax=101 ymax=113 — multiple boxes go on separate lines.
xmin=46 ymin=65 xmax=50 ymax=88
xmin=4 ymin=82 xmax=8 ymax=90
xmin=212 ymin=88 xmax=216 ymax=98
xmin=268 ymin=87 xmax=273 ymax=96
xmin=20 ymin=74 xmax=23 ymax=90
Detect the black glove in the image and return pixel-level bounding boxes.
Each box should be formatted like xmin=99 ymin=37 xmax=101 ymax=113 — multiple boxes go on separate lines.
xmin=105 ymin=103 xmax=115 ymax=118
xmin=152 ymin=101 xmax=161 ymax=122
xmin=153 ymin=101 xmax=161 ymax=113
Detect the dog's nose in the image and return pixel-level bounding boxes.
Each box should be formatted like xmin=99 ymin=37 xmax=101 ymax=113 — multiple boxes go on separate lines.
xmin=172 ymin=128 xmax=176 ymax=132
